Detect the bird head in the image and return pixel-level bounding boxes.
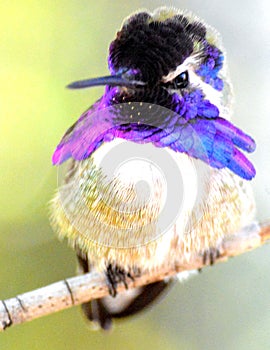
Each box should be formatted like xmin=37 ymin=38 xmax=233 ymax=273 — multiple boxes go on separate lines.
xmin=53 ymin=7 xmax=256 ymax=180
xmin=108 ymin=8 xmax=229 ymax=113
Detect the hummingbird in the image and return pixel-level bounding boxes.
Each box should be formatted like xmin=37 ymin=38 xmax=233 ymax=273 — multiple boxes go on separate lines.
xmin=50 ymin=7 xmax=256 ymax=330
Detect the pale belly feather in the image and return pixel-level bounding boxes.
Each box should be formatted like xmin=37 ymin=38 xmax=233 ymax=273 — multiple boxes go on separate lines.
xmin=51 ymin=139 xmax=255 ymax=272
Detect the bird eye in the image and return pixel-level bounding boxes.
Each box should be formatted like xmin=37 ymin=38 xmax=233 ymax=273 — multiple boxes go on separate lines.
xmin=174 ymin=71 xmax=189 ymax=89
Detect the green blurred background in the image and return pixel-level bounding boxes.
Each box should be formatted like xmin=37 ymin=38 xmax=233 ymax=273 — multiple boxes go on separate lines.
xmin=0 ymin=1 xmax=270 ymax=349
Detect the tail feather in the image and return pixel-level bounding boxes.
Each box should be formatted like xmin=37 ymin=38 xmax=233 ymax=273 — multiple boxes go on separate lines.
xmin=76 ymin=252 xmax=174 ymax=330
xmin=82 ymin=281 xmax=173 ymax=330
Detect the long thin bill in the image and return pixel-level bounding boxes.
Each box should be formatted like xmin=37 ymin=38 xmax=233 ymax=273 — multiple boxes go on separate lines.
xmin=67 ymin=74 xmax=146 ymax=89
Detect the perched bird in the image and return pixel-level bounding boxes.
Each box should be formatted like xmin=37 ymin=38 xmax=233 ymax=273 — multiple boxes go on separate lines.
xmin=50 ymin=7 xmax=256 ymax=330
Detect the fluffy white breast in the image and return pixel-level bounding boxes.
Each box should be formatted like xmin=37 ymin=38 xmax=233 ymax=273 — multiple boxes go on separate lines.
xmin=89 ymin=138 xmax=211 ymax=248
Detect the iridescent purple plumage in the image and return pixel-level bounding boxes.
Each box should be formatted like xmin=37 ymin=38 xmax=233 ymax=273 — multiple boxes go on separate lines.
xmin=51 ymin=9 xmax=258 ymax=332
xmin=196 ymin=43 xmax=224 ymax=91
xmin=53 ymin=13 xmax=256 ymax=180
xmin=53 ymin=91 xmax=256 ymax=180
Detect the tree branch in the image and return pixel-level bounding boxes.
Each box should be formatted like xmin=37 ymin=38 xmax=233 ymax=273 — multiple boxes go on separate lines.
xmin=1 ymin=221 xmax=269 ymax=332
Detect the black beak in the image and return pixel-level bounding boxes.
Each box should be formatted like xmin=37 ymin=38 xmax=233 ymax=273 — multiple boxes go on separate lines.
xmin=66 ymin=72 xmax=146 ymax=89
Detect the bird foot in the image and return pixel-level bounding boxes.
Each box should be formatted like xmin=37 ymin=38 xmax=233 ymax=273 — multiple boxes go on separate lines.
xmin=202 ymin=247 xmax=221 ymax=266
xmin=106 ymin=264 xmax=136 ymax=297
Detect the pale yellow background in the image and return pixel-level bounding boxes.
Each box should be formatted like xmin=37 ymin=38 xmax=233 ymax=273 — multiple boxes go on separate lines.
xmin=0 ymin=1 xmax=269 ymax=349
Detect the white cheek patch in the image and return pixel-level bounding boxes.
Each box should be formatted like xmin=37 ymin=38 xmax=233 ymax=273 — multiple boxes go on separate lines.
xmin=188 ymin=70 xmax=223 ymax=113
xmin=162 ymin=54 xmax=201 ymax=83
xmin=162 ymin=56 xmax=223 ymax=116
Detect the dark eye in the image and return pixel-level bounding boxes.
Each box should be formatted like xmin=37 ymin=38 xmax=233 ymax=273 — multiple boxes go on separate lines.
xmin=174 ymin=71 xmax=189 ymax=89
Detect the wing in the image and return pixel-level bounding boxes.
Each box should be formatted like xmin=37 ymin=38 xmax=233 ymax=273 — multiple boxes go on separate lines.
xmin=153 ymin=117 xmax=256 ymax=180
xmin=52 ymin=101 xmax=116 ymax=165
xmin=113 ymin=117 xmax=256 ymax=180
xmin=52 ymin=102 xmax=256 ymax=180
